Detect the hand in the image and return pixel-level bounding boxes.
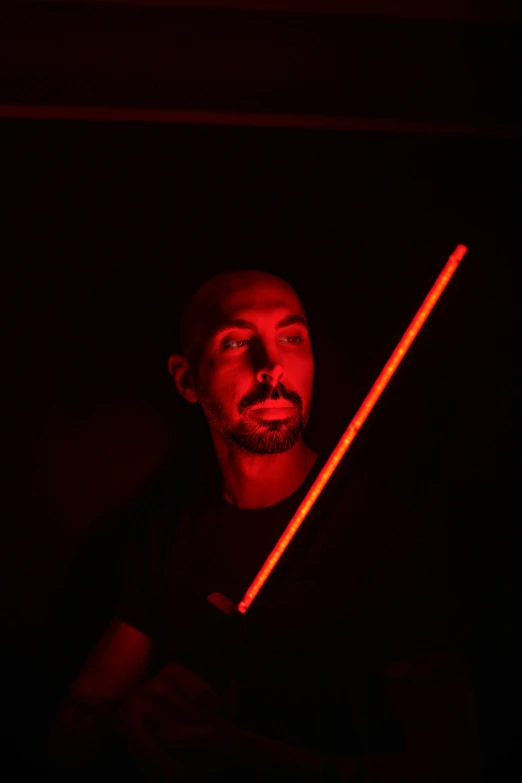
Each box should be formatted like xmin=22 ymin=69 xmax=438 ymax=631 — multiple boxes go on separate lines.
xmin=122 ymin=662 xmax=239 ymax=781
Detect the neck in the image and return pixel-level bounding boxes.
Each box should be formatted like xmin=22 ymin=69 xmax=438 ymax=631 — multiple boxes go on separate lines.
xmin=211 ymin=434 xmax=318 ymax=510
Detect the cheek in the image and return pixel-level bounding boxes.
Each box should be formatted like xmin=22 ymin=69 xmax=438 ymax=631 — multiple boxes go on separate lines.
xmin=289 ymin=355 xmax=315 ymax=392
xmin=204 ymin=368 xmax=244 ymax=409
xmin=219 ymin=358 xmax=256 ymax=390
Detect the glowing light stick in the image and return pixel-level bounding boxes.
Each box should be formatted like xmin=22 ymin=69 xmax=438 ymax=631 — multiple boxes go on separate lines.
xmin=209 ymin=245 xmax=468 ymax=617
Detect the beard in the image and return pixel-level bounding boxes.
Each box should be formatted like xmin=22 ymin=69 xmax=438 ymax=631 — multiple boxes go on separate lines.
xmin=196 ymin=381 xmax=309 ymax=455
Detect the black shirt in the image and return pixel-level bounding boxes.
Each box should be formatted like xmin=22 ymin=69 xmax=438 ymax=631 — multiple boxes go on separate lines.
xmin=115 ymin=453 xmax=459 ymax=758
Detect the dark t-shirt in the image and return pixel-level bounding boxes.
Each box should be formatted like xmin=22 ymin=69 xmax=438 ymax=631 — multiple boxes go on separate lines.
xmin=115 ymin=454 xmax=459 ymax=759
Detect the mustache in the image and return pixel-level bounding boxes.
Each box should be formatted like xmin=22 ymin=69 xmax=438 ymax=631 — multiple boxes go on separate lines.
xmin=239 ymin=383 xmax=303 ymax=414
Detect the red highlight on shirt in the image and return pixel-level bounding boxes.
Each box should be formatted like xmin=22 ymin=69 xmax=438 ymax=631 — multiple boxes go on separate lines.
xmin=221 ymin=245 xmax=467 ymax=615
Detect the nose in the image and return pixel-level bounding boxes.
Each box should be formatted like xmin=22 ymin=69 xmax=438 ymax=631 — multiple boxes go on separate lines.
xmin=256 ymin=359 xmax=284 ymax=388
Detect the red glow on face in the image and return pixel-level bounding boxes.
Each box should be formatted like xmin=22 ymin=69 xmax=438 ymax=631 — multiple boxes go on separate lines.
xmin=236 ymin=244 xmax=468 ymax=614
xmin=195 ymin=278 xmax=315 ymax=454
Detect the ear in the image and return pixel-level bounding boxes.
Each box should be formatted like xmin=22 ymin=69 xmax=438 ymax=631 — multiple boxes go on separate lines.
xmin=168 ymin=353 xmax=199 ymax=403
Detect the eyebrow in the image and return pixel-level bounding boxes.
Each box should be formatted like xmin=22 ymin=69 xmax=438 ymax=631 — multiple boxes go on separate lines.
xmin=276 ymin=314 xmax=309 ymax=330
xmin=211 ymin=313 xmax=309 ymax=339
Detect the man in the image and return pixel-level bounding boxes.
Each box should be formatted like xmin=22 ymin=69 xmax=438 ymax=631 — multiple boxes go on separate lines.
xmin=46 ymin=270 xmax=482 ymax=781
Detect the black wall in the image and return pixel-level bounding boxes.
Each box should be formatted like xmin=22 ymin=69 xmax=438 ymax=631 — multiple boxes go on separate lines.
xmin=1 ymin=63 xmax=520 ymax=783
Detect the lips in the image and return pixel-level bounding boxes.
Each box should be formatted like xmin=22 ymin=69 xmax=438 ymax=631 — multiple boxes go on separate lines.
xmin=248 ymin=404 xmax=296 ymax=419
xmin=250 ymin=402 xmax=295 ymax=410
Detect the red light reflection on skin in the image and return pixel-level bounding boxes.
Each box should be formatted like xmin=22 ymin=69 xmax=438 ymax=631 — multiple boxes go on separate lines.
xmin=232 ymin=244 xmax=468 ymax=614
xmin=173 ymin=274 xmax=317 ymax=511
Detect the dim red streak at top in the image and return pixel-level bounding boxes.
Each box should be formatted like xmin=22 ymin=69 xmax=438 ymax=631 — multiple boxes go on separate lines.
xmin=1 ymin=106 xmax=520 ymax=138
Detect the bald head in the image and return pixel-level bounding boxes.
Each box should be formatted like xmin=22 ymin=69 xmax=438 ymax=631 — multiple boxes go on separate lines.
xmin=180 ymin=270 xmax=306 ymax=367
xmin=170 ymin=268 xmax=315 ymax=457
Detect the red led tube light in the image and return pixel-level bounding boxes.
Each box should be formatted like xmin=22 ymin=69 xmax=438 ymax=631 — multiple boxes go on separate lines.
xmin=236 ymin=244 xmax=468 ymax=615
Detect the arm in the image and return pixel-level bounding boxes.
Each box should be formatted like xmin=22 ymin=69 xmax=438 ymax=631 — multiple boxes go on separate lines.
xmin=234 ymin=649 xmax=481 ymax=783
xmin=46 ymin=617 xmax=153 ymax=768
xmin=236 ymin=729 xmax=357 ymax=781
xmin=363 ymin=648 xmax=482 ymax=783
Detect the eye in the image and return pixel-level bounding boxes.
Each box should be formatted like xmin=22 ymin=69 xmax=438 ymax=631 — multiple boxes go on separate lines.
xmin=222 ymin=339 xmax=250 ymax=351
xmin=279 ymin=335 xmax=304 ymax=344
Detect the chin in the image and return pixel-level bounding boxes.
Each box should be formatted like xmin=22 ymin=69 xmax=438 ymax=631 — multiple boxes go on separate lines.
xmin=229 ymin=417 xmax=304 ymax=455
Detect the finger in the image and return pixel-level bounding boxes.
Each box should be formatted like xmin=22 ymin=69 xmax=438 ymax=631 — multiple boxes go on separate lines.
xmin=149 ymin=715 xmax=221 ymax=750
xmin=128 ymin=711 xmax=184 ymax=778
xmin=160 ymin=662 xmax=220 ymax=707
xmin=150 ymin=688 xmax=216 ymax=726
xmin=150 ymin=719 xmax=233 ymax=781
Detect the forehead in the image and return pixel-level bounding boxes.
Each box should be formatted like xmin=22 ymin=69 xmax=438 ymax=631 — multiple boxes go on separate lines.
xmin=215 ymin=278 xmax=305 ymax=322
xmin=182 ymin=273 xmax=307 ymax=359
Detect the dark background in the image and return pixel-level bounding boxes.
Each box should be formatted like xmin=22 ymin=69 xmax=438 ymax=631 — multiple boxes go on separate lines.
xmin=1 ymin=2 xmax=520 ymax=780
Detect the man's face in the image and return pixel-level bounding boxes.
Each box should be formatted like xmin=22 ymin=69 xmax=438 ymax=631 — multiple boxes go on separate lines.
xmin=192 ymin=277 xmax=314 ymax=454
